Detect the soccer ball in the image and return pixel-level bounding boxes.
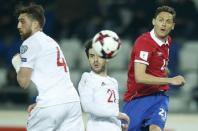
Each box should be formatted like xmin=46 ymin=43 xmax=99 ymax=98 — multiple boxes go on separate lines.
xmin=92 ymin=30 xmax=122 ymax=59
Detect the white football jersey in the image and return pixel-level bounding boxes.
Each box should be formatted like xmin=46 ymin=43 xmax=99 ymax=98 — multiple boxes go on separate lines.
xmin=20 ymin=31 xmax=79 ymax=107
xmin=78 ymin=71 xmax=121 ymax=131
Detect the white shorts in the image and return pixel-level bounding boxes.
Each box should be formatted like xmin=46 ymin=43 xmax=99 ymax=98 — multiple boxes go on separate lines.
xmin=27 ymin=102 xmax=84 ymax=131
xmin=86 ymin=119 xmax=121 ymax=131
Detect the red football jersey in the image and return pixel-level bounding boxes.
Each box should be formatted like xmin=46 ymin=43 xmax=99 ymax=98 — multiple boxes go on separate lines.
xmin=124 ymin=30 xmax=172 ymax=101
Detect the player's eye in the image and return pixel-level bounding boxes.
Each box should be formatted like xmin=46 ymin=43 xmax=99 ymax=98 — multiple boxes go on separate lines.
xmin=158 ymin=18 xmax=163 ymax=22
xmin=89 ymin=54 xmax=94 ymax=58
xmin=166 ymin=20 xmax=173 ymax=24
xmin=21 ymin=20 xmax=25 ymax=24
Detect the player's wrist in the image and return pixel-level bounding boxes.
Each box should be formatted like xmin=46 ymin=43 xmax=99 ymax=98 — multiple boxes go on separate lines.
xmin=165 ymin=78 xmax=172 ymax=84
xmin=159 ymin=77 xmax=171 ymax=84
xmin=117 ymin=112 xmax=126 ymax=119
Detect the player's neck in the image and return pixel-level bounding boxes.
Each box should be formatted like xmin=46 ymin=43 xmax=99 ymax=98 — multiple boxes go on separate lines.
xmin=93 ymin=70 xmax=107 ymax=77
xmin=154 ymin=31 xmax=168 ymax=43
xmin=99 ymin=71 xmax=107 ymax=77
xmin=31 ymin=28 xmax=42 ymax=36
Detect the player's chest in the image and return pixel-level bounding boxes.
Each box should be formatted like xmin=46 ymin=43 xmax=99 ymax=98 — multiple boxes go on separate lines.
xmin=153 ymin=45 xmax=169 ymax=59
xmin=150 ymin=46 xmax=169 ymax=65
xmin=92 ymin=81 xmax=118 ymax=103
xmin=146 ymin=46 xmax=169 ymax=72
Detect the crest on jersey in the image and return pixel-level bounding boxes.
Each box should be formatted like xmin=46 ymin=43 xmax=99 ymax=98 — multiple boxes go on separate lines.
xmin=140 ymin=51 xmax=148 ymax=61
xmin=20 ymin=45 xmax=28 ymax=54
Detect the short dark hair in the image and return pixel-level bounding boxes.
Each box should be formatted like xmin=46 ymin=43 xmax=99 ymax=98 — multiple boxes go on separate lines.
xmin=15 ymin=3 xmax=45 ymax=28
xmin=84 ymin=39 xmax=93 ymax=58
xmin=154 ymin=6 xmax=176 ymax=22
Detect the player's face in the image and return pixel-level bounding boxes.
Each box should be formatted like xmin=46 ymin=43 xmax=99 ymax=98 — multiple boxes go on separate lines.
xmin=17 ymin=13 xmax=33 ymax=40
xmin=88 ymin=48 xmax=107 ymax=74
xmin=153 ymin=11 xmax=175 ymax=39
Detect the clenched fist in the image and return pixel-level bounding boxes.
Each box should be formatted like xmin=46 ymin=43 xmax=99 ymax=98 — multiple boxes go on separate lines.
xmin=170 ymin=75 xmax=186 ymax=86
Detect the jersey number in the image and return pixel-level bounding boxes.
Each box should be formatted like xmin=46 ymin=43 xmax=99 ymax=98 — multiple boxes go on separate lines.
xmin=158 ymin=108 xmax=167 ymax=121
xmin=107 ymin=89 xmax=116 ymax=103
xmin=56 ymin=47 xmax=67 ymax=72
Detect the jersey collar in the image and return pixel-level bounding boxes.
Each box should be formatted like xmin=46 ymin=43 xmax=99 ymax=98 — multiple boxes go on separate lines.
xmin=150 ymin=29 xmax=169 ymax=47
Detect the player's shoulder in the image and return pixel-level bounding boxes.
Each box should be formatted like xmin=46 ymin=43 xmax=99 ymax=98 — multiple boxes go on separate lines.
xmin=21 ymin=36 xmax=41 ymax=53
xmin=23 ymin=32 xmax=43 ymax=46
xmin=107 ymin=76 xmax=118 ymax=85
xmin=78 ymin=72 xmax=92 ymax=89
xmin=135 ymin=32 xmax=150 ymax=45
xmin=81 ymin=72 xmax=91 ymax=80
xmin=136 ymin=32 xmax=151 ymax=41
xmin=134 ymin=32 xmax=156 ymax=48
xmin=23 ymin=37 xmax=37 ymax=46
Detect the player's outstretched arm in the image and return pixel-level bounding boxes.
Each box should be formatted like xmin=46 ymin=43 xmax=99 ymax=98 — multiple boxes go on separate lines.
xmin=134 ymin=63 xmax=186 ymax=86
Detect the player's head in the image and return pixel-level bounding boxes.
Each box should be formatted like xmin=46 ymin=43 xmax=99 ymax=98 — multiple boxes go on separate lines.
xmin=16 ymin=3 xmax=45 ymax=40
xmin=85 ymin=40 xmax=107 ymax=75
xmin=152 ymin=6 xmax=176 ymax=39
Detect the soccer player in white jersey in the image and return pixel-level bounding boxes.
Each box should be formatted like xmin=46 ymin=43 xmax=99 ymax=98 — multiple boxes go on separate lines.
xmin=78 ymin=40 xmax=130 ymax=131
xmin=11 ymin=4 xmax=84 ymax=131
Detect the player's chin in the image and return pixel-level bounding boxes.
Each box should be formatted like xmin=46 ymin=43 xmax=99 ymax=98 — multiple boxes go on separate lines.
xmin=92 ymin=68 xmax=102 ymax=74
xmin=158 ymin=33 xmax=167 ymax=39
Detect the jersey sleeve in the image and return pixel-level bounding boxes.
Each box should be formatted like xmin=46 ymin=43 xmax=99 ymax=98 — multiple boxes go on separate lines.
xmin=78 ymin=73 xmax=119 ymax=117
xmin=20 ymin=40 xmax=41 ymax=69
xmin=134 ymin=37 xmax=153 ymax=65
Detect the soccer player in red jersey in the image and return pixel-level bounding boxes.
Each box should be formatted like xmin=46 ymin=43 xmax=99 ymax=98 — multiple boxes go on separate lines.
xmin=122 ymin=6 xmax=186 ymax=131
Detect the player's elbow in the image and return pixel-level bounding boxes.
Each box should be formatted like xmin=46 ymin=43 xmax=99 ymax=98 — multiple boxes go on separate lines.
xmin=135 ymin=76 xmax=143 ymax=83
xmin=135 ymin=74 xmax=146 ymax=84
xmin=17 ymin=76 xmax=30 ymax=89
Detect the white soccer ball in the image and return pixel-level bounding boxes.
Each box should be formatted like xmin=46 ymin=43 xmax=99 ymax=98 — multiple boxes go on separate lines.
xmin=92 ymin=30 xmax=122 ymax=59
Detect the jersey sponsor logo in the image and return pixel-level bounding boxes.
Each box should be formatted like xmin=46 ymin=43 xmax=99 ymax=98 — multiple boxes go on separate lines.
xmin=140 ymin=51 xmax=148 ymax=61
xmin=21 ymin=57 xmax=27 ymax=62
xmin=20 ymin=45 xmax=28 ymax=54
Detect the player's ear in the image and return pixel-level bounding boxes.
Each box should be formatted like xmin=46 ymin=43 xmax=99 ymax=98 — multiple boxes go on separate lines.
xmin=32 ymin=20 xmax=40 ymax=29
xmin=152 ymin=19 xmax=155 ymax=26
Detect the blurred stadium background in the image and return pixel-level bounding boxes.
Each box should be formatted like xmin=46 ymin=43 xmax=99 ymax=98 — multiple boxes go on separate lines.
xmin=0 ymin=0 xmax=198 ymax=131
